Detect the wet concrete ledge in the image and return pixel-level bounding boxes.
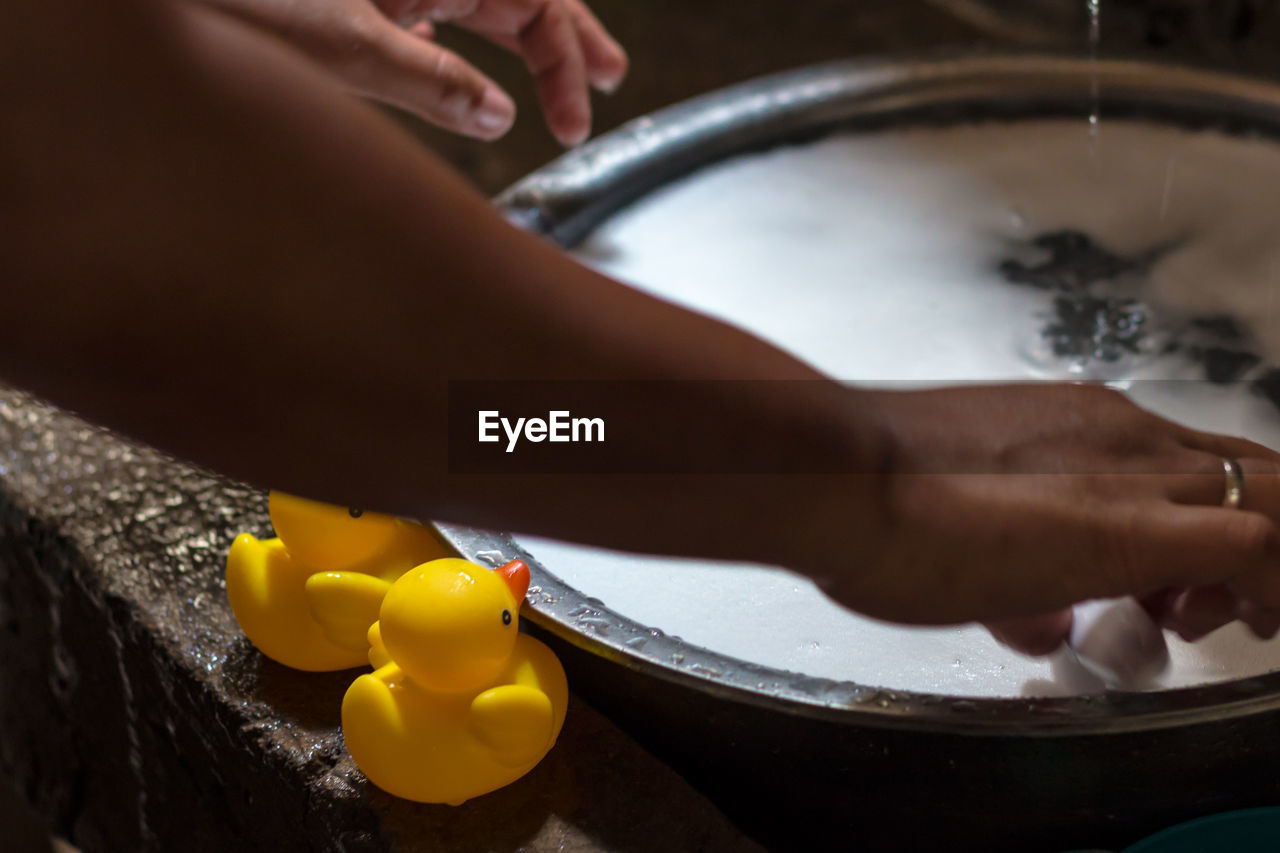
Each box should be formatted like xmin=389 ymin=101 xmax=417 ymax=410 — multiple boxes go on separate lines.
xmin=0 ymin=390 xmax=758 ymax=852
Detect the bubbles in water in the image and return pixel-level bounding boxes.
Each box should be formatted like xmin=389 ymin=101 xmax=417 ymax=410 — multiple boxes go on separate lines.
xmin=1001 ymin=229 xmax=1171 ymax=378
xmin=1016 ymin=298 xmax=1167 ymax=380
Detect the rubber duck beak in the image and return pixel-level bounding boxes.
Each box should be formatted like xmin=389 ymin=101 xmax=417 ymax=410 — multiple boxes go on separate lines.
xmin=495 ymin=560 xmax=530 ymax=603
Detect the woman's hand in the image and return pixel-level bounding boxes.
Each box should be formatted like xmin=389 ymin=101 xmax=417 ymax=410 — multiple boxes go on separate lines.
xmin=809 ymin=384 xmax=1280 ymax=654
xmin=195 ymin=0 xmax=628 ymax=144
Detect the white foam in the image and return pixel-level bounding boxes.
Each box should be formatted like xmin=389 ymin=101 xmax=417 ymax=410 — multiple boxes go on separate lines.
xmin=520 ymin=120 xmax=1280 ymax=698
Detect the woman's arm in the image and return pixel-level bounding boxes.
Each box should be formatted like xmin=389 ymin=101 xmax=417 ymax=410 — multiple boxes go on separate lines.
xmin=5 ymin=0 xmax=1280 ymax=651
xmin=0 ymin=0 xmax=880 ymax=564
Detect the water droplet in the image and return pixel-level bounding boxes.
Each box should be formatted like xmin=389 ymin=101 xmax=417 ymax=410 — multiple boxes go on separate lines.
xmin=576 ymin=616 xmax=610 ymax=635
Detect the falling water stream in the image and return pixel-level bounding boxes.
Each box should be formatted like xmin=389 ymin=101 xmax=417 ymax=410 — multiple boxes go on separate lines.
xmin=1087 ymin=0 xmax=1102 ymax=155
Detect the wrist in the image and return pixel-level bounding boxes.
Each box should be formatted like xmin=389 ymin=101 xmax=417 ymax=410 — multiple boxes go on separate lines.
xmin=757 ymin=385 xmax=894 ymax=584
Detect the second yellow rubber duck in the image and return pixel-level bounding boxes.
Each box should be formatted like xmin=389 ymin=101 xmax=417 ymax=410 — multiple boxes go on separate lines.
xmin=226 ymin=491 xmax=449 ymax=671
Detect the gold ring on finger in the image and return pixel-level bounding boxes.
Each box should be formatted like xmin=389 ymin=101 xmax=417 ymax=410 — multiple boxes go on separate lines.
xmin=1222 ymin=457 xmax=1245 ymax=510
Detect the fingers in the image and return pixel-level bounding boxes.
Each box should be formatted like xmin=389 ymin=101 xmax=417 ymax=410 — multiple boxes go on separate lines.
xmin=1101 ymin=502 xmax=1279 ymax=596
xmin=1160 ymin=584 xmax=1280 ymax=642
xmin=1159 ymin=445 xmax=1280 ymax=635
xmin=506 ymin=0 xmax=592 ymax=146
xmin=1238 ymin=601 xmax=1280 ymax=640
xmin=389 ymin=0 xmax=627 ymax=145
xmin=1164 ymin=451 xmax=1280 ymax=520
xmin=376 ymin=0 xmax=480 ymax=19
xmin=1163 ymin=585 xmax=1237 ymax=640
xmin=564 ymin=0 xmax=627 ymax=92
xmin=355 ymin=26 xmax=516 ymax=139
xmin=406 ymin=20 xmax=435 ymax=40
xmin=1178 ymin=426 xmax=1280 ymax=464
xmin=995 ymin=581 xmax=1280 ymax=658
xmin=478 ymin=2 xmax=624 ymax=91
xmin=986 ymin=609 xmax=1073 ymax=656
xmin=1231 ymin=458 xmax=1280 ymax=527
xmin=1228 ymin=558 xmax=1280 ymax=614
xmin=432 ymin=0 xmax=601 ymax=146
xmin=1164 ymin=453 xmax=1274 ymax=505
xmin=372 ymin=0 xmax=430 ymax=20
xmin=1117 ymin=454 xmax=1280 ymax=644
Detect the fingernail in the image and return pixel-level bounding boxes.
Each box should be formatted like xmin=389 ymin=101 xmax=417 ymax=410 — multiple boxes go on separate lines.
xmin=593 ymin=75 xmax=623 ymax=95
xmin=471 ymin=89 xmax=515 ymax=136
xmin=406 ymin=20 xmax=435 ymax=40
xmin=558 ymin=124 xmax=590 ymax=148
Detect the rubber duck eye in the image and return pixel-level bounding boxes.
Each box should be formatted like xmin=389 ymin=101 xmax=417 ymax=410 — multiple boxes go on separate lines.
xmin=502 ymin=609 xmax=512 ymax=627
xmin=348 ymin=508 xmax=363 ymax=518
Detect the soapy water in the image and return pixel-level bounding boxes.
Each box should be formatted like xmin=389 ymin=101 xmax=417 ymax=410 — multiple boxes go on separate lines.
xmin=518 ymin=119 xmax=1280 ymax=698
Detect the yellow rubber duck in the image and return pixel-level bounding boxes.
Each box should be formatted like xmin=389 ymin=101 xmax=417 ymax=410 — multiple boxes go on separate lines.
xmin=225 ymin=491 xmax=450 ymax=671
xmin=342 ymin=558 xmax=569 ymax=805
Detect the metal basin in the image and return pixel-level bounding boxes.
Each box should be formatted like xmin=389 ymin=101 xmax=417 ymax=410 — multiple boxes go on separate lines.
xmin=435 ymin=55 xmax=1280 ymax=851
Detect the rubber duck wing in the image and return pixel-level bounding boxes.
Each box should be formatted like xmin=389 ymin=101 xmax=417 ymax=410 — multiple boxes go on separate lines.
xmin=225 ymin=534 xmax=367 ymax=671
xmin=341 ymin=669 xmax=409 ymax=790
xmin=366 ymin=620 xmax=392 ymax=669
xmin=304 ymin=571 xmax=392 ymax=651
xmin=468 ymin=685 xmax=555 ymax=768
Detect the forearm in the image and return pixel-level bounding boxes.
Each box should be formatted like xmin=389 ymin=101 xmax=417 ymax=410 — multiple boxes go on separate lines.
xmin=0 ymin=0 xmax=886 ymax=571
